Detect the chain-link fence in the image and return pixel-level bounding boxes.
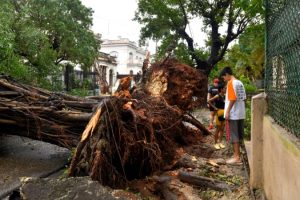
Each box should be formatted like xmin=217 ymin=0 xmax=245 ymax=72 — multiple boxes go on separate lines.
xmin=265 ymin=0 xmax=300 ymax=138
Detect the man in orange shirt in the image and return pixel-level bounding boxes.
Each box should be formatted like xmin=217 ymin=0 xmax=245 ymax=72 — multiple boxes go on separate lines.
xmin=220 ymin=67 xmax=246 ymax=165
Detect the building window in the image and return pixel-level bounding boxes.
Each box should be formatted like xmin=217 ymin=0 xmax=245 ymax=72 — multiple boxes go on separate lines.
xmin=129 ymin=52 xmax=133 ymax=64
xmin=110 ymin=51 xmax=118 ymax=58
xmin=109 ymin=69 xmax=113 ymax=87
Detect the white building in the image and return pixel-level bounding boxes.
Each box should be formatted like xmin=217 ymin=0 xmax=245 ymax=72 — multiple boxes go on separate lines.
xmin=70 ymin=52 xmax=117 ymax=94
xmin=69 ymin=37 xmax=147 ymax=94
xmin=93 ymin=52 xmax=117 ymax=90
xmin=100 ymin=37 xmax=148 ymax=78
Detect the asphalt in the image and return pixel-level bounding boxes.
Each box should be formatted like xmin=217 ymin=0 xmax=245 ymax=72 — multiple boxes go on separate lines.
xmin=0 ymin=134 xmax=70 ymax=198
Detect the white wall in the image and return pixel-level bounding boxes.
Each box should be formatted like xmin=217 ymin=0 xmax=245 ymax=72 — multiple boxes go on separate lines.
xmin=101 ymin=38 xmax=146 ymax=75
xmin=96 ymin=61 xmax=116 ymax=85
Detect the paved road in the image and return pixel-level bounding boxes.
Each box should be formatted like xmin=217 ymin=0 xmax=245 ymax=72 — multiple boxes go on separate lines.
xmin=0 ymin=134 xmax=70 ymax=198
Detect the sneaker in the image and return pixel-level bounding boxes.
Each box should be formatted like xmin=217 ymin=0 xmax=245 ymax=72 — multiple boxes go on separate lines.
xmin=214 ymin=143 xmax=221 ymax=150
xmin=219 ymin=143 xmax=226 ymax=149
xmin=226 ymin=157 xmax=242 ymax=165
xmin=208 ymin=124 xmax=213 ymax=130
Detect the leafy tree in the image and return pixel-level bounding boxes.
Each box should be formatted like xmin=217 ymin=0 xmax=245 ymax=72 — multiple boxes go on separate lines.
xmin=135 ymin=0 xmax=263 ymax=74
xmin=0 ymin=0 xmax=100 ymax=89
xmin=217 ymin=23 xmax=265 ymax=81
xmin=0 ymin=0 xmax=32 ymax=81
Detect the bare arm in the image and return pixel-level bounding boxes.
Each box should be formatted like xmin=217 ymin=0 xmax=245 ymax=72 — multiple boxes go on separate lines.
xmin=207 ymin=92 xmax=212 ymax=102
xmin=208 ymin=95 xmax=219 ymax=110
xmin=207 ymin=90 xmax=212 ymax=108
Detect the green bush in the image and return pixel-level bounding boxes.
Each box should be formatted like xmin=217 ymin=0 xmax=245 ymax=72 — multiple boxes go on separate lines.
xmin=238 ymin=75 xmax=257 ymax=93
xmin=244 ymin=100 xmax=251 ymax=140
xmin=69 ymin=88 xmax=89 ymax=97
xmin=237 ymin=75 xmax=256 ymax=140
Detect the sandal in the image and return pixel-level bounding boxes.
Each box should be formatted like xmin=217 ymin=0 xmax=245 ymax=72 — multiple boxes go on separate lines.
xmin=214 ymin=143 xmax=221 ymax=150
xmin=226 ymin=157 xmax=242 ymax=165
xmin=218 ymin=143 xmax=226 ymax=149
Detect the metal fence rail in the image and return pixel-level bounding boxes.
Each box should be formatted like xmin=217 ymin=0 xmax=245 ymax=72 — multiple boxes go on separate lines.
xmin=265 ymin=0 xmax=300 ymax=138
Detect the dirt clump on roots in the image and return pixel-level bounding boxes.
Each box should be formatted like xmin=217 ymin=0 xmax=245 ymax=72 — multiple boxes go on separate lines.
xmin=144 ymin=58 xmax=207 ymax=110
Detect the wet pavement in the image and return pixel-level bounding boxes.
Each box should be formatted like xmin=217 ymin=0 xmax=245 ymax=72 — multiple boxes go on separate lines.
xmin=0 ymin=134 xmax=70 ymax=198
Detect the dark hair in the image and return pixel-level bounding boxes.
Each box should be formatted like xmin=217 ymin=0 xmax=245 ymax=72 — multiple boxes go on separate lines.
xmin=219 ymin=66 xmax=233 ymax=77
xmin=218 ymin=83 xmax=225 ymax=92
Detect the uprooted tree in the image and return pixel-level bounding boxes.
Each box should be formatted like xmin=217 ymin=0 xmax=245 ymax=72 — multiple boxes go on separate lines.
xmin=0 ymin=57 xmax=211 ymax=188
xmin=68 ymin=58 xmax=210 ymax=187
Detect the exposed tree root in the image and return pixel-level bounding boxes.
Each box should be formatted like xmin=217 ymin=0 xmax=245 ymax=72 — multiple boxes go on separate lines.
xmin=68 ymin=57 xmax=210 ymax=187
xmin=68 ymin=94 xmax=204 ymax=187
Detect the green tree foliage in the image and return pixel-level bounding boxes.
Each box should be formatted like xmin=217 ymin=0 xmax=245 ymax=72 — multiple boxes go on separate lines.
xmin=0 ymin=0 xmax=32 ymax=81
xmin=0 ymin=0 xmax=100 ymax=89
xmin=217 ymin=23 xmax=265 ymax=82
xmin=135 ymin=0 xmax=263 ymax=74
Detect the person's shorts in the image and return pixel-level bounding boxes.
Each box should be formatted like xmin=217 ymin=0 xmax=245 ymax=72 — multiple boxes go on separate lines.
xmin=229 ymin=119 xmax=244 ymax=143
xmin=216 ymin=109 xmax=225 ymax=126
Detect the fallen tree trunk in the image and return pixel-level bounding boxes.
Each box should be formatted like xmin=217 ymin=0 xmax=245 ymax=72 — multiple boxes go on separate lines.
xmin=178 ymin=171 xmax=237 ymax=191
xmin=0 ymin=75 xmax=98 ymax=148
xmin=154 ymin=175 xmax=196 ymax=200
xmin=183 ymin=113 xmax=211 ymax=136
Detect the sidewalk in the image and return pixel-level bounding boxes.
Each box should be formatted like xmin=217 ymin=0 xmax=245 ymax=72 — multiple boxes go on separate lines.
xmin=192 ymin=108 xmax=254 ymax=199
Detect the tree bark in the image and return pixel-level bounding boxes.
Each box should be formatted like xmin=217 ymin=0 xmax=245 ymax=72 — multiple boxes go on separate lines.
xmin=178 ymin=171 xmax=236 ymax=191
xmin=183 ymin=113 xmax=211 ymax=136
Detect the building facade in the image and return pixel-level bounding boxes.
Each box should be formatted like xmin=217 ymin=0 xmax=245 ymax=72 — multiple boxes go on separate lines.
xmin=100 ymin=37 xmax=147 ymax=78
xmin=67 ymin=37 xmax=147 ymax=94
xmin=93 ymin=52 xmax=117 ymax=92
xmin=71 ymin=51 xmax=117 ymax=94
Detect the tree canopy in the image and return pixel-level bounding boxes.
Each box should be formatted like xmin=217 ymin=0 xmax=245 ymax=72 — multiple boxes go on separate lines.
xmin=216 ymin=23 xmax=265 ymax=81
xmin=0 ymin=0 xmax=100 ymax=88
xmin=135 ymin=0 xmax=263 ymax=74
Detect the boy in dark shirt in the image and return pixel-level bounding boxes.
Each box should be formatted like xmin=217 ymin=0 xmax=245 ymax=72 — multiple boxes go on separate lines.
xmin=207 ymin=78 xmax=219 ymax=130
xmin=208 ymin=84 xmax=226 ymax=149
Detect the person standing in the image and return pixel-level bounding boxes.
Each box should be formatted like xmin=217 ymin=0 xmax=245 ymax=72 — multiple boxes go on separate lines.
xmin=207 ymin=78 xmax=219 ymax=130
xmin=208 ymin=84 xmax=226 ymax=150
xmin=220 ymin=67 xmax=246 ymax=164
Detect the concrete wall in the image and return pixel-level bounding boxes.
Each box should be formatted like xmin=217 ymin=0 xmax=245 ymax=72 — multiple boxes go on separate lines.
xmin=250 ymin=93 xmax=300 ymax=200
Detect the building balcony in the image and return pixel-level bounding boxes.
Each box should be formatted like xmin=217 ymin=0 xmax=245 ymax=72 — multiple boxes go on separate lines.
xmin=127 ymin=62 xmax=143 ymax=67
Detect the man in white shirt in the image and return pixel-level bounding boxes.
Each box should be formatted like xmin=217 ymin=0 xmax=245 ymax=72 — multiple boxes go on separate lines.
xmin=220 ymin=67 xmax=246 ymax=165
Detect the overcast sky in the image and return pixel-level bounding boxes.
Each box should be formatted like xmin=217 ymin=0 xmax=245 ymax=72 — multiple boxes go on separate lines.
xmin=80 ymin=1 xmax=146 ymax=47
xmin=80 ymin=0 xmax=206 ymax=54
